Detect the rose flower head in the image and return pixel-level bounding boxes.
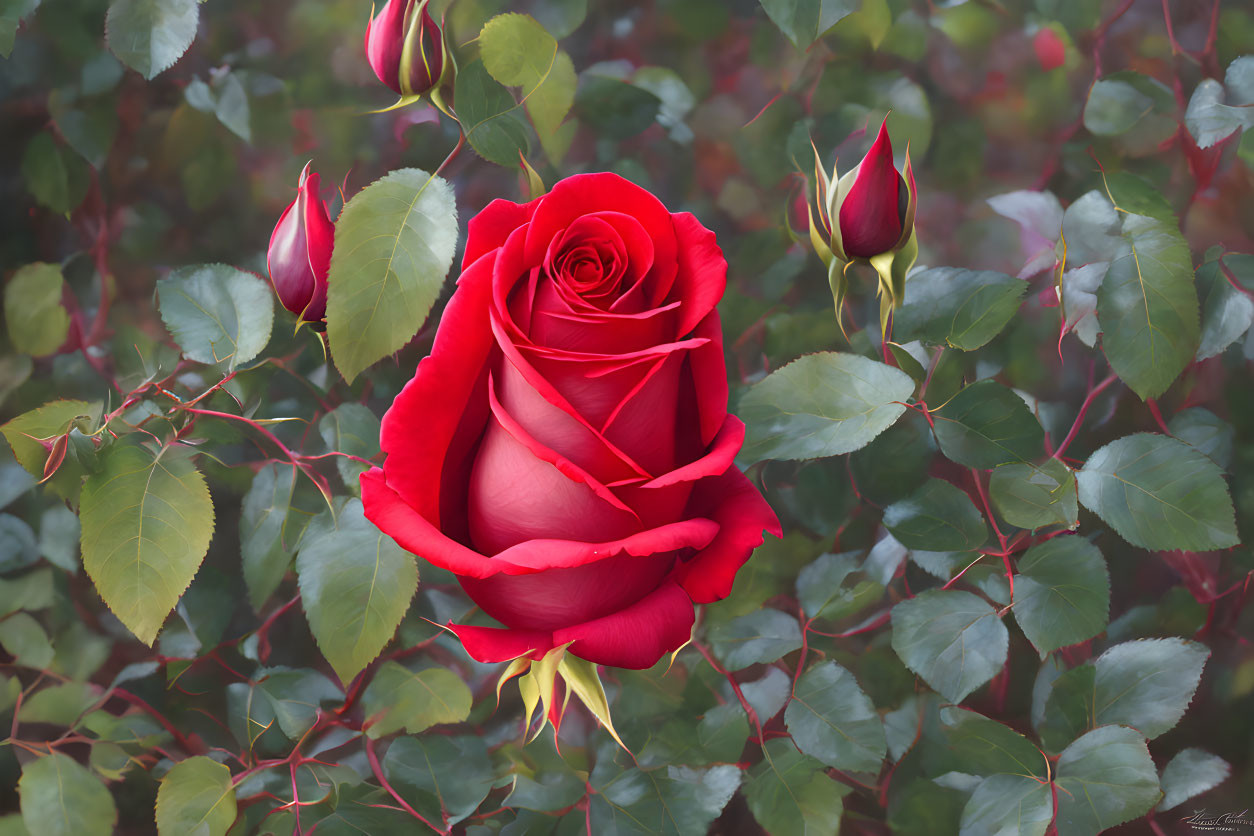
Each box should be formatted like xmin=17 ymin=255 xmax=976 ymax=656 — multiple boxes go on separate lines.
xmin=267 ymin=162 xmax=334 ymax=328
xmin=364 ymin=0 xmax=446 ymax=98
xmin=361 ymin=173 xmax=781 ymax=681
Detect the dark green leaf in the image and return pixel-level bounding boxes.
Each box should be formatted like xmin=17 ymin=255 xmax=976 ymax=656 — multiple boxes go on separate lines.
xmin=707 ymin=608 xmax=803 ymax=671
xmin=80 ymin=442 xmax=215 ymax=646
xmin=891 ymin=589 xmax=1008 ymax=703
xmin=1035 ymin=663 xmax=1095 ymax=753
xmin=739 ymin=352 xmax=913 ymax=462
xmin=384 ymin=736 xmax=495 ymax=826
xmin=1195 ymin=259 xmax=1253 ymax=361
xmin=796 ymin=551 xmax=882 ymax=621
xmin=157 ymin=264 xmax=274 ymax=368
xmin=1013 ymin=536 xmax=1109 ymax=656
xmin=325 ymin=168 xmax=458 ymax=383
xmin=0 ymin=514 xmax=38 ymax=573
xmin=1076 ymin=433 xmax=1238 ymax=550
xmin=0 ymin=612 xmax=53 ymax=668
xmin=4 ymin=263 xmax=69 ymax=357
xmin=576 ymin=74 xmax=661 ymax=139
xmin=361 ymin=662 xmax=471 ymax=738
xmin=240 ymin=463 xmax=315 ymax=612
xmin=21 ymin=132 xmax=89 ymax=214
xmin=939 ymin=706 xmax=1047 ymax=777
xmin=758 ymin=0 xmax=859 ymax=49
xmin=932 ymin=381 xmax=1044 ymax=468
xmin=0 ymin=567 xmax=53 ymax=618
xmin=849 ymin=412 xmax=934 ymax=505
xmin=252 ymin=667 xmax=342 ymax=740
xmin=1158 ymin=748 xmax=1230 ymax=811
xmin=1092 ymin=638 xmax=1208 ymax=739
xmin=105 ymin=0 xmax=199 ymax=80
xmin=318 ymin=403 xmax=380 ymax=494
xmin=0 ymin=0 xmax=40 ymax=58
xmin=155 ymin=756 xmax=236 ymax=836
xmin=18 ymin=753 xmax=117 ymax=836
xmin=1169 ymin=407 xmax=1234 ymax=469
xmin=959 ymin=774 xmax=1051 ymax=836
xmin=744 ymin=738 xmax=848 ymax=835
xmin=989 ymin=458 xmax=1078 ymax=530
xmin=883 ymin=478 xmax=988 ymax=552
xmin=1054 ymin=726 xmax=1161 ymax=836
xmin=1084 ymin=72 xmax=1173 ymax=136
xmin=589 ymin=741 xmax=741 ymax=835
xmin=48 ymin=91 xmax=118 ymax=167
xmin=891 ymin=267 xmax=1027 ymax=351
xmin=785 ymin=661 xmax=886 ymax=771
xmin=455 ymin=59 xmax=532 ymax=166
xmin=1097 ymin=210 xmax=1199 ymax=400
xmin=296 ymin=500 xmax=417 ymax=684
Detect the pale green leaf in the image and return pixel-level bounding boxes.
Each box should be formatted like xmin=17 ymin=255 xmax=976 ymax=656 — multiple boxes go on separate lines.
xmin=4 ymin=263 xmax=69 ymax=357
xmin=785 ymin=661 xmax=886 ymax=772
xmin=891 ymin=267 xmax=1027 ymax=351
xmin=1013 ymin=536 xmax=1109 ymax=656
xmin=19 ymin=753 xmax=117 ymax=836
xmin=959 ymin=774 xmax=1051 ymax=836
xmin=989 ymin=458 xmax=1078 ymax=530
xmin=744 ymin=738 xmax=848 ymax=836
xmin=156 ymin=264 xmax=274 ymax=369
xmin=361 ymin=661 xmax=470 ymax=739
xmin=1158 ymin=748 xmax=1230 ymax=811
xmin=105 ymin=0 xmax=199 ymax=80
xmin=1054 ymin=726 xmax=1161 ymax=836
xmin=1092 ymin=638 xmax=1208 ymax=739
xmin=891 ymin=589 xmax=1008 ymax=703
xmin=155 ymin=756 xmax=236 ymax=836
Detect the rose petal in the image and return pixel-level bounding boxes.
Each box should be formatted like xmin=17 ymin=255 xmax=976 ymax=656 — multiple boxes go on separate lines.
xmin=490 ymin=516 xmax=719 ymax=573
xmin=463 ymin=195 xmax=540 ymax=270
xmin=379 ymin=250 xmax=496 ymax=528
xmin=838 ymin=121 xmax=904 ymax=260
xmin=668 ymin=212 xmax=727 ymax=335
xmin=553 ymin=580 xmax=696 ymax=669
xmin=447 ymin=622 xmax=553 ymax=663
xmin=675 ymin=467 xmax=783 ymax=603
xmin=686 ymin=310 xmax=730 ymax=446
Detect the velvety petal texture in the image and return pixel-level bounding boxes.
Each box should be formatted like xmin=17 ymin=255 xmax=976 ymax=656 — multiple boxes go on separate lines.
xmin=838 ymin=121 xmax=909 ymax=260
xmin=266 ymin=163 xmax=333 ymax=324
xmin=362 ymin=172 xmax=780 ymax=670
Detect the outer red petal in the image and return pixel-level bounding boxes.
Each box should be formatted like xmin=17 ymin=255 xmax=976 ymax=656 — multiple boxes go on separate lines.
xmin=299 ymin=171 xmax=334 ymax=322
xmin=838 ymin=120 xmax=904 ymax=259
xmin=676 ymin=467 xmax=783 ymax=604
xmin=365 ymin=0 xmax=407 ymax=95
xmin=378 ymin=249 xmax=496 ymax=526
xmin=462 ymin=196 xmax=540 ymax=270
xmin=669 ymin=212 xmax=727 ymax=335
xmin=447 ymin=622 xmax=552 ymax=663
xmin=553 ymin=580 xmax=695 ymax=669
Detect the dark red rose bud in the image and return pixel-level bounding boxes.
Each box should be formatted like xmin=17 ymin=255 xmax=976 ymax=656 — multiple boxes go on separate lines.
xmin=1034 ymin=28 xmax=1066 ymax=72
xmin=838 ymin=121 xmax=908 ymax=260
xmin=365 ymin=0 xmax=445 ymax=97
xmin=267 ymin=162 xmax=334 ymax=325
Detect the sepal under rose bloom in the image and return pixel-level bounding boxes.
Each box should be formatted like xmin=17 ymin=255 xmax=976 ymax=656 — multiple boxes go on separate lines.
xmin=361 ymin=172 xmax=781 ymax=671
xmin=807 ymin=121 xmax=919 ymax=334
xmin=266 ymin=162 xmax=334 ymax=326
xmin=364 ymin=0 xmax=446 ymax=97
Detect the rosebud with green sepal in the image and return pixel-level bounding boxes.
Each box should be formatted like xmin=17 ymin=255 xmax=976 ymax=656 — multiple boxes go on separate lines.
xmin=364 ymin=0 xmax=447 ymax=99
xmin=267 ymin=162 xmax=334 ymax=328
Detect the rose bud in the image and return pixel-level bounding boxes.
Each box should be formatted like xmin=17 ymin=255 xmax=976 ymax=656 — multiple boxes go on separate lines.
xmin=364 ymin=0 xmax=446 ymax=97
xmin=267 ymin=162 xmax=334 ymax=326
xmin=808 ymin=120 xmax=919 ymax=334
xmin=361 ymin=172 xmax=782 ymax=673
xmin=1034 ymin=28 xmax=1066 ymax=72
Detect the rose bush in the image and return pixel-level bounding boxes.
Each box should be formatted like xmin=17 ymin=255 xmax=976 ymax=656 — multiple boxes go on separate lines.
xmin=361 ymin=172 xmax=781 ymax=669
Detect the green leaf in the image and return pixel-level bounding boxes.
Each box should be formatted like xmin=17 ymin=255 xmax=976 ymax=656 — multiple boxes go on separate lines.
xmin=0 ymin=0 xmax=40 ymax=58
xmin=455 ymin=59 xmax=532 ymax=166
xmin=325 ymin=168 xmax=458 ymax=383
xmin=744 ymin=738 xmax=848 ymax=836
xmin=891 ymin=589 xmax=1008 ymax=703
xmin=0 ymin=567 xmax=53 ymax=618
xmin=1076 ymin=433 xmax=1239 ymax=551
xmin=1054 ymin=726 xmax=1161 ymax=836
xmin=589 ymin=741 xmax=742 ymax=835
xmin=959 ymin=774 xmax=1051 ymax=836
xmin=785 ymin=661 xmax=886 ymax=772
xmin=1158 ymin=748 xmax=1230 ymax=811
xmin=105 ymin=0 xmax=199 ymax=80
xmin=16 ymin=682 xmax=91 ymax=727
xmin=1195 ymin=259 xmax=1254 ymax=361
xmin=1035 ymin=663 xmax=1095 ymax=753
xmin=383 ymin=736 xmax=495 ymax=826
xmin=989 ymin=459 xmax=1077 ymax=530
xmin=4 ymin=263 xmax=69 ymax=356
xmin=80 ymin=442 xmax=215 ymax=646
xmin=21 ymin=132 xmax=89 ymax=214
xmin=18 ymin=753 xmax=117 ymax=836
xmin=891 ymin=267 xmax=1027 ymax=351
xmin=1092 ymin=638 xmax=1208 ymax=739
xmin=0 ymin=514 xmax=38 ymax=572
xmin=479 ymin=14 xmax=576 ymax=158
xmin=576 ymin=73 xmax=661 ymax=140
xmin=707 ymin=608 xmax=803 ymax=671
xmin=1185 ymin=77 xmax=1254 ymax=149
xmin=1084 ymin=72 xmax=1174 ymax=136
xmin=49 ymin=90 xmax=119 ymax=168
xmin=0 ymin=612 xmax=53 ymax=668
xmin=1097 ymin=211 xmax=1199 ymax=400
xmin=758 ymin=0 xmax=859 ymax=49
xmin=251 ymin=667 xmax=342 ymax=739
xmin=361 ymin=662 xmax=470 ymax=739
xmin=796 ymin=551 xmax=882 ymax=621
xmin=155 ymin=756 xmax=237 ymax=836
xmin=849 ymin=412 xmax=934 ymax=505
xmin=1168 ymin=407 xmax=1234 ymax=468
xmin=931 ymin=381 xmax=1044 ymax=468
xmin=738 ymin=352 xmax=914 ymax=462
xmin=1013 ymin=537 xmax=1109 ymax=656
xmin=156 ymin=264 xmax=274 ymax=369
xmin=295 ymin=499 xmax=418 ymax=684
xmin=39 ymin=506 xmax=79 ymax=573
xmin=318 ymin=403 xmax=380 ymax=495
xmin=240 ymin=463 xmax=315 ymax=612
xmin=939 ymin=705 xmax=1047 ymax=777
xmin=883 ymin=478 xmax=988 ymax=552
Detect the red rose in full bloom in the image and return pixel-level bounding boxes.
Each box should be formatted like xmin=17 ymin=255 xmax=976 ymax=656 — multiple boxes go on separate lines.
xmin=361 ymin=173 xmax=781 ymax=670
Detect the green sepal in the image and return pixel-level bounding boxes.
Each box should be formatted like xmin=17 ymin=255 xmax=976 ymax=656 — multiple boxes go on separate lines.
xmin=809 ymin=203 xmax=835 ymax=269
xmin=828 ymin=257 xmax=852 ymax=341
xmin=519 ymin=152 xmax=547 ymax=200
xmin=367 ymin=94 xmax=424 ymax=115
xmin=869 ymin=229 xmax=918 ymax=339
xmin=558 ymin=655 xmax=629 ymax=753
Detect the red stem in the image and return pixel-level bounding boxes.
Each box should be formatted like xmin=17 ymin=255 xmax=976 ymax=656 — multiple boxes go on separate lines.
xmin=365 ymin=737 xmax=446 ymax=833
xmin=1053 ymin=373 xmax=1119 ymax=460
